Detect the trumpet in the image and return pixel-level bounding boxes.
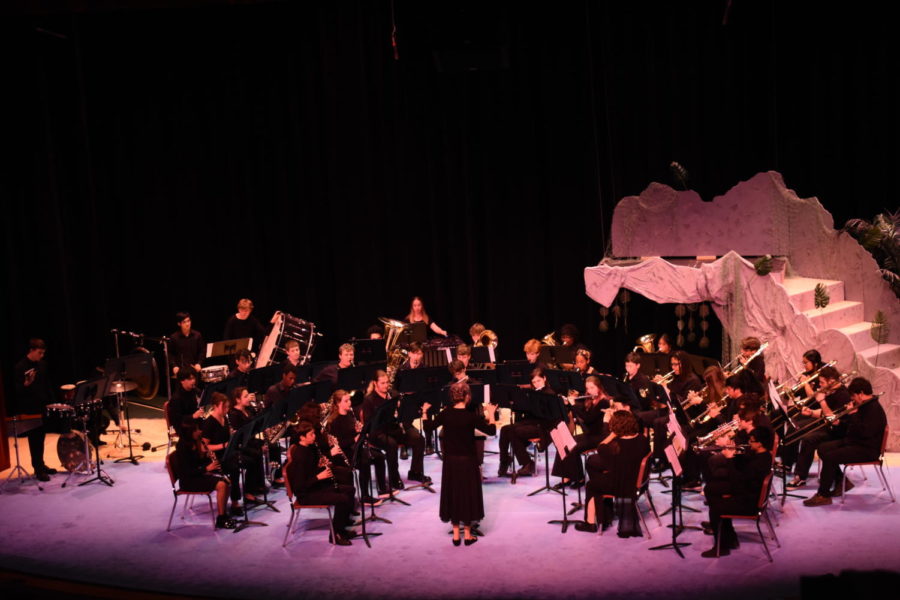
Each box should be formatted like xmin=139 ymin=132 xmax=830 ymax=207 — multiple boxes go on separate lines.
xmin=654 ymin=369 xmax=675 ymax=386
xmin=695 ymin=417 xmax=739 ymax=449
xmin=692 ymin=443 xmax=750 ymax=454
xmin=689 ymin=396 xmax=729 ymax=427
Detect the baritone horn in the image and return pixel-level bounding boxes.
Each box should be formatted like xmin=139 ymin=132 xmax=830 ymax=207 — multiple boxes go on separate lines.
xmin=477 ymin=329 xmax=498 ymax=348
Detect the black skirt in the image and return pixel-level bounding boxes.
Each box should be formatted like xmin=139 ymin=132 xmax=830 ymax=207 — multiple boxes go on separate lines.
xmin=439 ymin=455 xmax=484 ymax=524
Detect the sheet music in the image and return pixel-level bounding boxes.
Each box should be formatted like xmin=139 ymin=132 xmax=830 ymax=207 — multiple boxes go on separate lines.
xmin=550 ymin=421 xmax=577 ymax=460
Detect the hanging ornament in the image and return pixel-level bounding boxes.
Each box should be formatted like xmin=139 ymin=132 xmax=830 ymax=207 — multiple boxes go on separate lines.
xmin=698 ymin=303 xmax=711 ymax=348
xmin=674 ymin=304 xmax=686 ymax=346
xmin=611 ymin=303 xmax=622 ymax=329
xmin=687 ymin=303 xmax=697 ymax=343
xmin=618 ymin=290 xmax=631 ymax=332
xmin=598 ymin=306 xmax=610 ymax=332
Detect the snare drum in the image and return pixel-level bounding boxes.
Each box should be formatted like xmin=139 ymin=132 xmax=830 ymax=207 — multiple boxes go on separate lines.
xmin=200 ymin=365 xmax=229 ymax=383
xmin=60 ymin=383 xmax=76 ymax=403
xmin=44 ymin=403 xmax=76 ymax=434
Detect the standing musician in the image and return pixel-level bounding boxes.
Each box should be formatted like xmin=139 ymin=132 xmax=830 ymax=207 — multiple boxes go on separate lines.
xmin=803 ymin=377 xmax=887 ymax=507
xmin=445 ymin=359 xmax=487 ymax=466
xmin=734 ymin=336 xmax=767 ymax=387
xmin=325 ymin=389 xmax=389 ymax=504
xmin=360 ymin=370 xmax=430 ymax=489
xmin=551 ymin=375 xmax=613 ymax=486
xmin=168 ymin=368 xmax=204 ymax=428
xmin=227 ymin=386 xmax=267 ymax=498
xmin=575 ymin=411 xmax=651 ymax=535
xmin=201 ymin=392 xmax=244 ymax=516
xmin=497 ymin=367 xmax=555 ymax=478
xmin=424 ymin=381 xmax=498 ymax=546
xmin=787 ymin=366 xmax=850 ymax=489
xmin=700 ymin=425 xmax=774 ymax=557
xmin=174 ymin=419 xmax=235 ymax=529
xmin=13 ymin=338 xmax=58 ymax=482
xmin=286 ymin=421 xmax=357 ymax=545
xmin=406 ymin=296 xmax=448 ymax=337
xmin=223 ymin=298 xmax=266 ymax=350
xmin=168 ymin=312 xmax=205 ymax=377
xmin=314 ymin=343 xmax=355 ymax=385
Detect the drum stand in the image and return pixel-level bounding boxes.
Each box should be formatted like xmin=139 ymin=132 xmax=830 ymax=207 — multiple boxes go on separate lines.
xmin=1 ymin=416 xmax=43 ymax=493
xmin=113 ymin=390 xmax=143 ymax=465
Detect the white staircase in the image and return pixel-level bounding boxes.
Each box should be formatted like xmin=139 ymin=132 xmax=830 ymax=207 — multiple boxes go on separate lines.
xmin=783 ymin=277 xmax=900 ymax=374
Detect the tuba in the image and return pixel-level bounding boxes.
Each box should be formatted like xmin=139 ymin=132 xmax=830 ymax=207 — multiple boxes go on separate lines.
xmin=634 ymin=333 xmax=656 ymax=353
xmin=541 ymin=331 xmax=560 ymax=346
xmin=476 ymin=329 xmax=499 ymax=348
xmin=380 ymin=317 xmax=409 ymax=390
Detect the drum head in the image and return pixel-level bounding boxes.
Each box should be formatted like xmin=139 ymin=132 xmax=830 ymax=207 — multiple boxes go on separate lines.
xmin=132 ymin=348 xmax=160 ymax=400
xmin=57 ymin=430 xmax=93 ymax=472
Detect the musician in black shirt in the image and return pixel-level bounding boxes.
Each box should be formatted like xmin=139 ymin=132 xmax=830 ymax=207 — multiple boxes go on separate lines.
xmin=13 ymin=339 xmax=58 ymax=481
xmin=168 ymin=312 xmax=205 ymax=376
xmin=226 ymin=349 xmax=253 ymax=388
xmin=314 ymin=343 xmax=355 ymax=385
xmin=498 ymin=368 xmax=555 ymax=478
xmin=223 ymin=298 xmax=266 ymax=350
xmin=167 ymin=369 xmax=203 ymax=430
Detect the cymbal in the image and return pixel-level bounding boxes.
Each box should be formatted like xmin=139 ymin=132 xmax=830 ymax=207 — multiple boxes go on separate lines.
xmin=107 ymin=380 xmax=138 ymax=394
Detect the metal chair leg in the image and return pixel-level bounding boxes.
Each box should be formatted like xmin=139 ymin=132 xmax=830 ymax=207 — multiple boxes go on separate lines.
xmin=756 ymin=520 xmax=773 ymax=562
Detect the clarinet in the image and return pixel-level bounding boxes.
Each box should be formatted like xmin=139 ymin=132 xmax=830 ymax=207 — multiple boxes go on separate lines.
xmin=314 ymin=438 xmax=339 ymax=490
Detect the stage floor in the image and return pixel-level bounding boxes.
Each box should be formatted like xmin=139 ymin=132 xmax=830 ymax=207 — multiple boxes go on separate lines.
xmin=2 ymin=413 xmax=900 ymax=600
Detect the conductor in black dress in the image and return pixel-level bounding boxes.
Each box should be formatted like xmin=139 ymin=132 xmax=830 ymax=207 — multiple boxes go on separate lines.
xmin=425 ymin=381 xmax=498 ymax=546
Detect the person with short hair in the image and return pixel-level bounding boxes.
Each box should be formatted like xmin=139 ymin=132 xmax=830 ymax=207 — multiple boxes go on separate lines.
xmin=456 ymin=344 xmax=472 ymax=368
xmin=169 ymin=312 xmax=205 ymax=376
xmin=13 ymin=338 xmax=57 ymax=481
xmin=223 ymin=298 xmax=266 ymax=350
xmin=366 ymin=325 xmax=384 ymax=340
xmin=315 ymin=343 xmax=355 ymax=385
xmin=469 ymin=323 xmax=486 ymax=345
xmin=168 ymin=368 xmax=203 ymax=429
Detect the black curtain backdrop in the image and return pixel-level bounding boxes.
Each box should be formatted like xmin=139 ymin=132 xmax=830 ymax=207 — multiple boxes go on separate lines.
xmin=2 ymin=0 xmax=897 ymax=390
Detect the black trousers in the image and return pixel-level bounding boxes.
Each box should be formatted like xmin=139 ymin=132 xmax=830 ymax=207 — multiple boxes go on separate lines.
xmin=499 ymin=421 xmax=543 ymax=466
xmin=298 ymin=483 xmax=356 ymax=532
xmin=816 ymin=440 xmax=878 ymax=495
xmin=372 ymin=424 xmax=425 ymax=478
xmin=551 ymin=433 xmax=603 ymax=481
xmin=25 ymin=425 xmax=47 ymax=471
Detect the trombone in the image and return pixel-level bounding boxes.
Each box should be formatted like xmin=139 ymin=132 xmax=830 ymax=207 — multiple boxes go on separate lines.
xmin=726 ymin=342 xmax=769 ymax=376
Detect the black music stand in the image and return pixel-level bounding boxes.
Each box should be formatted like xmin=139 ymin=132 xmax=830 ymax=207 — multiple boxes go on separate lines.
xmin=471 ymin=345 xmax=498 ymax=366
xmin=224 ymin=413 xmax=271 ymax=533
xmin=525 ymin=392 xmax=566 ymax=497
xmin=659 ymin=410 xmax=701 ymax=515
xmin=350 ymin=401 xmax=390 ymax=547
xmin=546 ymin=421 xmax=583 ymax=533
xmin=351 ymin=339 xmax=386 ymax=365
xmin=369 ymin=394 xmax=412 ymax=507
xmin=203 ymin=338 xmax=252 ymax=367
xmin=69 ymin=378 xmax=115 ymax=488
xmin=496 ymin=361 xmax=534 ymax=386
xmin=649 ymin=434 xmax=691 ymax=558
xmin=546 ymin=369 xmax=585 ymax=395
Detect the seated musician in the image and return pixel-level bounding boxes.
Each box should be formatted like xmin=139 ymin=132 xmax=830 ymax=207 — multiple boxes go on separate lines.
xmin=366 ymin=325 xmax=384 ymax=340
xmin=227 ymin=349 xmax=253 ymax=387
xmin=649 ymin=351 xmax=702 ymax=466
xmin=497 ymin=368 xmax=555 ymax=478
xmin=523 ymin=338 xmax=544 ymax=368
xmin=552 ymin=375 xmax=612 ymax=487
xmin=325 ymin=389 xmax=389 ymax=503
xmin=780 ymin=349 xmax=825 ymax=475
xmin=174 ymin=419 xmax=235 ymax=529
xmin=283 ymin=339 xmax=303 ymax=368
xmin=573 ymin=348 xmax=597 ymax=377
xmin=286 ymin=421 xmax=357 ymax=546
xmin=264 ymin=363 xmax=297 ymax=411
xmin=227 ymin=386 xmax=267 ymax=499
xmin=706 ymin=373 xmax=754 ymax=425
xmin=701 ymin=425 xmax=774 ymax=557
xmin=223 ymin=298 xmax=266 ymax=350
xmin=787 ymin=365 xmax=850 ymax=489
xmin=201 ymin=392 xmax=244 ymax=516
xmin=360 ymin=370 xmax=430 ymax=489
xmin=406 ymin=296 xmax=448 ymax=337
xmin=314 ymin=343 xmax=355 ymax=385
xmin=575 ymin=410 xmax=651 ymax=535
xmin=169 ymin=312 xmax=205 ymax=377
xmin=626 ymin=351 xmax=666 ymax=432
xmin=683 ymin=365 xmax=727 ymax=427
xmin=168 ymin=368 xmax=203 ymax=429
xmin=456 ymin=344 xmax=472 ymax=368
xmin=804 ymin=377 xmax=887 ymax=507
xmin=656 ymin=333 xmax=673 ymax=355
xmin=401 ymin=341 xmax=424 ymax=370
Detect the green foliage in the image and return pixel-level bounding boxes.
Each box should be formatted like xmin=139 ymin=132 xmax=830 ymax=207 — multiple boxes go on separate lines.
xmin=754 ymin=255 xmax=773 ymax=276
xmin=843 ymin=210 xmax=900 ymax=299
xmin=814 ymin=283 xmax=830 ymax=310
xmin=870 ymin=311 xmax=890 ymax=345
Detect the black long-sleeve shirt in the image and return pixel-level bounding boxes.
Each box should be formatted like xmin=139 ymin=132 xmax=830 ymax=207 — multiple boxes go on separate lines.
xmin=13 ymin=357 xmax=54 ymax=415
xmin=223 ymin=315 xmax=266 ymax=349
xmin=169 ymin=330 xmax=205 ymax=372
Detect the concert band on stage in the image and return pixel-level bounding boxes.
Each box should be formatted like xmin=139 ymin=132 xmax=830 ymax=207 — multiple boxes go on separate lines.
xmin=11 ymin=294 xmax=892 ymax=554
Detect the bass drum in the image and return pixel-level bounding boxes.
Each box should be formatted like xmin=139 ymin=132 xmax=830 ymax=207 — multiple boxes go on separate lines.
xmin=57 ymin=430 xmax=94 ymax=472
xmin=255 ymin=311 xmax=318 ymax=368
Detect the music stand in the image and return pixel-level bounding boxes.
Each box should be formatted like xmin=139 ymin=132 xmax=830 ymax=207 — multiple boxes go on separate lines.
xmin=547 ymin=421 xmax=583 ymax=532
xmin=351 ymin=339 xmax=386 ymax=365
xmin=350 ymin=401 xmax=389 ymax=547
xmin=67 ymin=377 xmax=115 ymax=488
xmin=496 ymin=361 xmax=534 ymax=386
xmin=649 ymin=434 xmax=691 ymax=558
xmin=224 ymin=413 xmax=271 ymax=533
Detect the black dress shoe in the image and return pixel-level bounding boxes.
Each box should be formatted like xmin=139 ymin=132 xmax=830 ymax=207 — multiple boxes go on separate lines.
xmin=361 ymin=495 xmax=384 ymax=506
xmin=329 ymin=533 xmax=352 ymax=546
xmin=391 ymin=478 xmax=405 ymax=490
xmin=574 ymin=522 xmax=598 ymax=533
xmin=516 ymin=462 xmax=535 ymax=477
xmin=35 ymin=471 xmax=50 ymax=482
xmin=701 ymin=520 xmax=712 ymax=529
xmin=452 ymin=537 xmax=461 ymax=546
xmin=400 ymin=447 xmax=409 ymax=460
xmin=215 ymin=515 xmax=237 ymax=530
xmin=230 ymin=505 xmax=244 ymax=517
xmin=497 ymin=461 xmax=511 ymax=478
xmin=464 ymin=536 xmax=478 ymax=546
xmin=408 ymin=472 xmax=432 ymax=484
xmin=40 ymin=467 xmax=58 ymax=475
xmin=701 ymin=546 xmax=729 ymax=558
xmin=350 ymin=508 xmax=361 ymax=516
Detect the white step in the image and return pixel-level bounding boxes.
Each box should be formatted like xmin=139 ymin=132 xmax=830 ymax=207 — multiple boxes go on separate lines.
xmin=784 ymin=278 xmax=846 ymax=313
xmin=858 ymin=344 xmax=900 ymax=370
xmin=837 ymin=321 xmax=879 ymax=351
xmin=804 ymin=300 xmax=865 ymax=331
